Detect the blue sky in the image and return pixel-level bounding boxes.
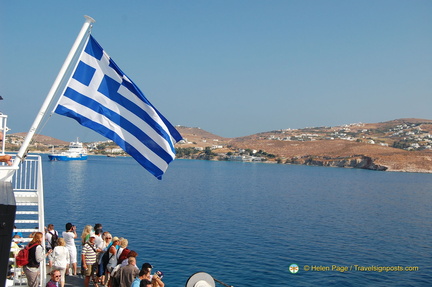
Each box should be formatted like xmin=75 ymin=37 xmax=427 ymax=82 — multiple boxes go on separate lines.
xmin=1 ymin=1 xmax=431 ymax=141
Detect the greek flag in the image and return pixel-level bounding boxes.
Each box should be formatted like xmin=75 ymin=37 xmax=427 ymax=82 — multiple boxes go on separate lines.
xmin=55 ymin=35 xmax=182 ymax=179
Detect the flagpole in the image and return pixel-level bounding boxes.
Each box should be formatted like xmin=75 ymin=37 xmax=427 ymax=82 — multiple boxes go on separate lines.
xmin=13 ymin=15 xmax=95 ymax=168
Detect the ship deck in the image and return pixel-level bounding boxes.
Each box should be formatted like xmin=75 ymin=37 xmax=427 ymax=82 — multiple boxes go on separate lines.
xmin=64 ymin=274 xmax=85 ymax=287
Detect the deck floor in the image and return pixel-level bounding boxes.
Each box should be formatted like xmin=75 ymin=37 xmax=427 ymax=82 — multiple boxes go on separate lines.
xmin=63 ymin=274 xmax=85 ymax=287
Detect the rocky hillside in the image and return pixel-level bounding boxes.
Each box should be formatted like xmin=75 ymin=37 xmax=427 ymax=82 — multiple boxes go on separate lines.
xmin=11 ymin=133 xmax=69 ymax=146
xmin=7 ymin=119 xmax=432 ymax=173
xmin=176 ymin=119 xmax=432 ymax=173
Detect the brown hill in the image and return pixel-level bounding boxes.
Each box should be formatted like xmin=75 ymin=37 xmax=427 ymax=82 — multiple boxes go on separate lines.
xmin=176 ymin=126 xmax=226 ymax=139
xmin=175 ymin=126 xmax=228 ymax=148
xmin=11 ymin=133 xmax=69 ymax=146
xmin=177 ymin=118 xmax=432 ymax=173
xmin=227 ymin=138 xmax=432 ymax=173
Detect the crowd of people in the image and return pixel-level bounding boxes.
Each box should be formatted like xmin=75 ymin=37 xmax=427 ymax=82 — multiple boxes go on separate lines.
xmin=13 ymin=222 xmax=165 ymax=287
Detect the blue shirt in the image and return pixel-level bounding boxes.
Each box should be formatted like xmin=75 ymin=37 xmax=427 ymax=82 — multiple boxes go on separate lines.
xmin=131 ymin=277 xmax=141 ymax=287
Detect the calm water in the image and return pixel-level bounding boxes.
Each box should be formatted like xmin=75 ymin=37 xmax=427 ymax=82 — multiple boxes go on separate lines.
xmin=41 ymin=156 xmax=432 ymax=286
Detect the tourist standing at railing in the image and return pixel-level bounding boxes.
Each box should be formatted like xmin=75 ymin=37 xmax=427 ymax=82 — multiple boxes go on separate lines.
xmin=94 ymin=228 xmax=104 ymax=250
xmin=52 ymin=238 xmax=69 ymax=287
xmin=138 ymin=267 xmax=152 ymax=287
xmin=113 ymin=256 xmax=139 ymax=287
xmin=45 ymin=223 xmax=59 ymax=271
xmin=97 ymin=232 xmax=112 ymax=285
xmin=151 ymin=271 xmax=165 ymax=287
xmin=80 ymin=225 xmax=93 ymax=275
xmin=23 ymin=232 xmax=49 ymax=287
xmin=82 ymin=233 xmax=101 ymax=287
xmin=120 ymin=250 xmax=138 ymax=267
xmin=94 ymin=223 xmax=103 ymax=234
xmin=106 ymin=237 xmax=120 ymax=272
xmin=81 ymin=225 xmax=93 ymax=245
xmin=106 ymin=237 xmax=120 ymax=287
xmin=131 ymin=268 xmax=147 ymax=287
xmin=93 ymin=229 xmax=103 ymax=283
xmin=62 ymin=223 xmax=78 ymax=275
xmin=117 ymin=238 xmax=129 ymax=264
xmin=46 ymin=224 xmax=59 ymax=251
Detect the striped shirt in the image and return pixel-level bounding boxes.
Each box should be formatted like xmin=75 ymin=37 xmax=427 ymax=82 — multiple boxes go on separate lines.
xmin=82 ymin=242 xmax=97 ymax=264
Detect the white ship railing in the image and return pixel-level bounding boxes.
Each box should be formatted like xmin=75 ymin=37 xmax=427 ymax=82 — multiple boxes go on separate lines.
xmin=8 ymin=155 xmax=46 ymax=287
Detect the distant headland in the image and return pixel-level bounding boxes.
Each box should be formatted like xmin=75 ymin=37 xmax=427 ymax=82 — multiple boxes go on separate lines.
xmin=7 ymin=118 xmax=432 ymax=173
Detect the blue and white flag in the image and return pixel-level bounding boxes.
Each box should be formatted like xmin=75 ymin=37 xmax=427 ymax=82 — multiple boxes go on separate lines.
xmin=55 ymin=35 xmax=182 ymax=179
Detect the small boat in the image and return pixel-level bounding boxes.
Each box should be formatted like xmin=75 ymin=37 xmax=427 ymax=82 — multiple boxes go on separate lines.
xmin=48 ymin=139 xmax=88 ymax=161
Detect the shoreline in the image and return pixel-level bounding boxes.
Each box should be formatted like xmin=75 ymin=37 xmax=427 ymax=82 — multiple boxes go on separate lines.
xmin=20 ymin=152 xmax=432 ymax=174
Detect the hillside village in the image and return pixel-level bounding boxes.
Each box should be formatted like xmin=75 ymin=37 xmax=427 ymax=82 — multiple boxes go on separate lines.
xmin=5 ymin=118 xmax=432 ymax=173
xmin=176 ymin=118 xmax=432 ymax=152
xmin=172 ymin=119 xmax=432 ymax=171
xmin=251 ymin=120 xmax=432 ymax=151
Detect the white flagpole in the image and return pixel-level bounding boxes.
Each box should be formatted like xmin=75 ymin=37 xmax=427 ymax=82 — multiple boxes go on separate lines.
xmin=13 ymin=15 xmax=95 ymax=168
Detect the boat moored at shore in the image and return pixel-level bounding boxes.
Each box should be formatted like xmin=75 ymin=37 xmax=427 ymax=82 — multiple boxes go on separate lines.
xmin=48 ymin=139 xmax=88 ymax=161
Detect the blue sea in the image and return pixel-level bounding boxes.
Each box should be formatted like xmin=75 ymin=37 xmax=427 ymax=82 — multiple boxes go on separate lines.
xmin=42 ymin=156 xmax=432 ymax=286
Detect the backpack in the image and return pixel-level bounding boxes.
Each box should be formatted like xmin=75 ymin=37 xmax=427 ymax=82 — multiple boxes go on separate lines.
xmin=15 ymin=243 xmax=38 ymax=267
xmin=117 ymin=248 xmax=130 ymax=264
xmin=49 ymin=231 xmax=59 ymax=249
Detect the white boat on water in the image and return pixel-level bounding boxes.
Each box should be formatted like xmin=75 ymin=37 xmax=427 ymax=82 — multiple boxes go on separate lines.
xmin=48 ymin=139 xmax=88 ymax=161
